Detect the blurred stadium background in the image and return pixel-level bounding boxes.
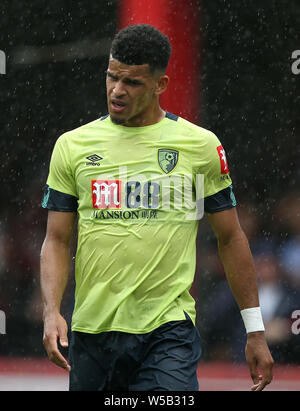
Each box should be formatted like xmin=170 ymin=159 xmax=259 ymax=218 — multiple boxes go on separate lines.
xmin=0 ymin=0 xmax=299 ymax=390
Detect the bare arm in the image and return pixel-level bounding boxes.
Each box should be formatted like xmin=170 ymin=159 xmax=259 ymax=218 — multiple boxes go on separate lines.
xmin=207 ymin=208 xmax=259 ymax=310
xmin=206 ymin=207 xmax=274 ymax=391
xmin=40 ymin=210 xmax=76 ymax=371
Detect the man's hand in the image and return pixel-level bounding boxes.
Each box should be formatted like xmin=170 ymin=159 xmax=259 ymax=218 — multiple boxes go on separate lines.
xmin=43 ymin=311 xmax=71 ymax=372
xmin=245 ymin=332 xmax=274 ymax=391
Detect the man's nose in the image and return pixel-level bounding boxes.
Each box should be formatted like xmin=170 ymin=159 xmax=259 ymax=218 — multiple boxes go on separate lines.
xmin=113 ymin=81 xmax=126 ymax=96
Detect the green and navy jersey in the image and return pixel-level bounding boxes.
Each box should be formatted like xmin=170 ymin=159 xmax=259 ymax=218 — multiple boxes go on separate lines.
xmin=42 ymin=112 xmax=236 ymax=334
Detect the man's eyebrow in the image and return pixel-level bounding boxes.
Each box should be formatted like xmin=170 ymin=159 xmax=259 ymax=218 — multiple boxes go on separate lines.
xmin=106 ymin=70 xmax=117 ymax=78
xmin=106 ymin=70 xmax=144 ymax=85
xmin=124 ymin=78 xmax=144 ymax=85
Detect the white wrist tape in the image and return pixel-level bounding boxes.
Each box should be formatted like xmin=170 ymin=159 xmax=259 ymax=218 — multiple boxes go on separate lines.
xmin=240 ymin=307 xmax=265 ymax=333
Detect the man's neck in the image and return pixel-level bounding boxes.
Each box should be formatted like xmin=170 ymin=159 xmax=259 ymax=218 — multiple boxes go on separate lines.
xmin=124 ymin=106 xmax=166 ymax=127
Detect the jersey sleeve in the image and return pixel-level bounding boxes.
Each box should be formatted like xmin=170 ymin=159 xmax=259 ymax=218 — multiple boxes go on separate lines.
xmin=196 ymin=130 xmax=237 ymax=213
xmin=41 ymin=134 xmax=78 ymax=212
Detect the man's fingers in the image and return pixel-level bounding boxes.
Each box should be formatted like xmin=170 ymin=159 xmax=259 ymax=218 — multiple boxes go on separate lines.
xmin=58 ymin=325 xmax=69 ymax=347
xmin=43 ymin=334 xmax=71 ymax=371
xmin=247 ymin=357 xmax=259 ymax=385
xmin=42 ymin=313 xmax=71 ymax=371
xmin=49 ymin=347 xmax=71 ymax=371
xmin=248 ymin=360 xmax=268 ymax=391
xmin=246 ymin=335 xmax=274 ymax=391
xmin=251 ymin=376 xmax=270 ymax=391
xmin=60 ymin=338 xmax=69 ymax=347
xmin=252 ymin=360 xmax=274 ymax=391
xmin=251 ymin=375 xmax=262 ymax=391
xmin=250 ymin=360 xmax=274 ymax=391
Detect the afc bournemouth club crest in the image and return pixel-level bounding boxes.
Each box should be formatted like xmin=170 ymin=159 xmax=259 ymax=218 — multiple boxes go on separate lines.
xmin=158 ymin=149 xmax=179 ymax=174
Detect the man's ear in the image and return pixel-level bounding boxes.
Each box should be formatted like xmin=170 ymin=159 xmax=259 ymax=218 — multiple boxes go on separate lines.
xmin=155 ymin=74 xmax=169 ymax=96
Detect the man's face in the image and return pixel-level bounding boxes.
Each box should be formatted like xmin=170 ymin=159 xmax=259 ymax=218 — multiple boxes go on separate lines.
xmin=106 ymin=58 xmax=162 ymax=126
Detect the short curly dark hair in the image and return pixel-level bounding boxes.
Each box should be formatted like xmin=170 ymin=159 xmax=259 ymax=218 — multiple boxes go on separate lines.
xmin=110 ymin=24 xmax=172 ymax=73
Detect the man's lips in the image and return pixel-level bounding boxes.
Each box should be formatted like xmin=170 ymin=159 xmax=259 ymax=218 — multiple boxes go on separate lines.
xmin=111 ymin=100 xmax=127 ymax=113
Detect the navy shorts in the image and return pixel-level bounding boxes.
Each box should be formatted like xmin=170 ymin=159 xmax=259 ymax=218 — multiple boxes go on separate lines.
xmin=69 ymin=316 xmax=202 ymax=391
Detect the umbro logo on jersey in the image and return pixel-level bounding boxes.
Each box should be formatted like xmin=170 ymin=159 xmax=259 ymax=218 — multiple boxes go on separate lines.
xmin=86 ymin=154 xmax=103 ymax=166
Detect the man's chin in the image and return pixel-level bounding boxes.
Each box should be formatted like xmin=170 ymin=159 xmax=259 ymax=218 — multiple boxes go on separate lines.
xmin=110 ymin=114 xmax=126 ymax=125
